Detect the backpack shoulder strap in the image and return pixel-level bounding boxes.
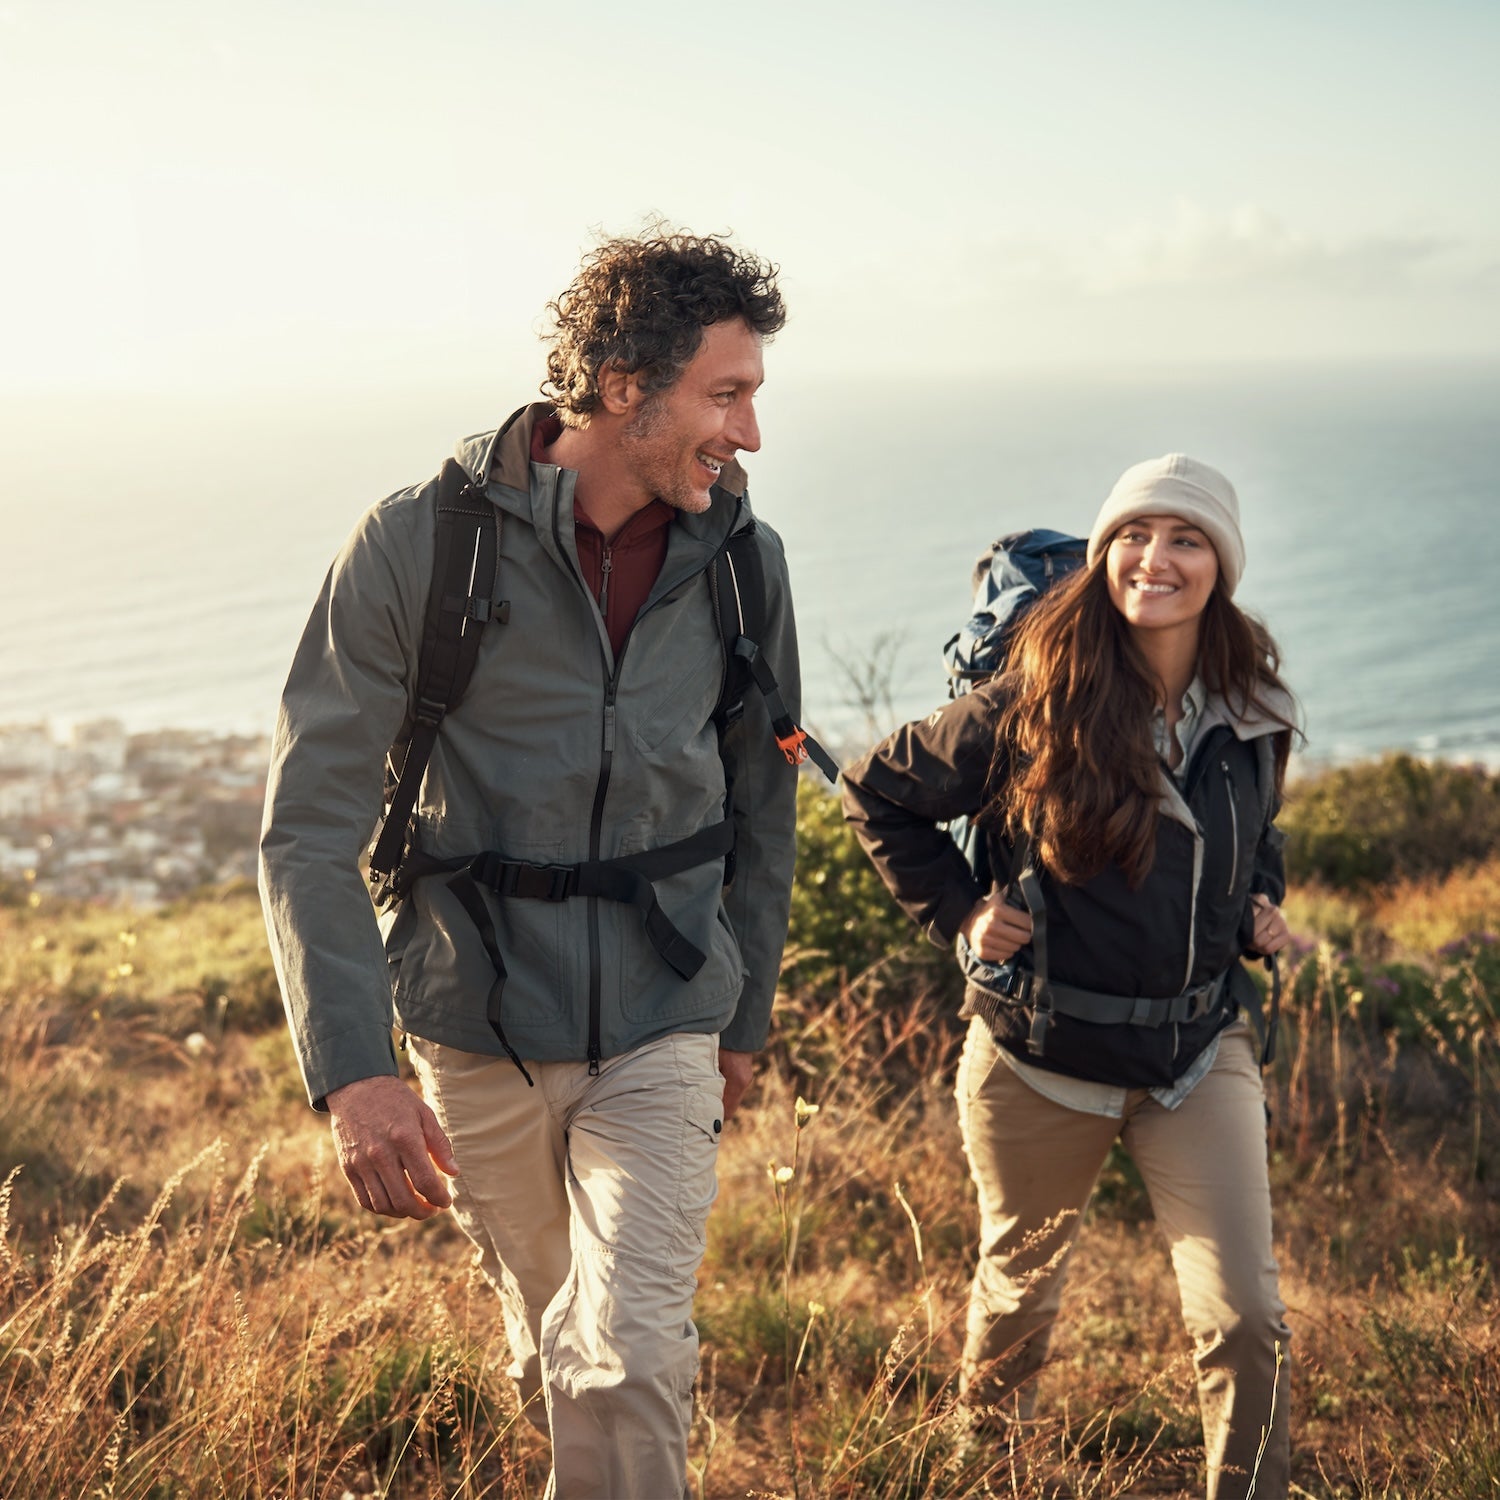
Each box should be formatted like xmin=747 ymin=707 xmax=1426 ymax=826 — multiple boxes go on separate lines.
xmin=1252 ymin=732 xmax=1277 ymax=833
xmin=710 ymin=525 xmax=838 ymax=783
xmin=709 ymin=526 xmax=764 ymax=732
xmin=369 ymin=459 xmax=506 ymax=880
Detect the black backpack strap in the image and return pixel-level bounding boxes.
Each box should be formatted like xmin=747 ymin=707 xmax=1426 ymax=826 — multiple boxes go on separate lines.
xmin=444 ymin=869 xmax=535 ymax=1088
xmin=1260 ymin=953 xmax=1281 ymax=1067
xmin=1250 ymin=733 xmax=1282 ymax=1067
xmin=369 ymin=459 xmax=506 ymax=880
xmin=1015 ymin=861 xmax=1053 ymax=1056
xmin=711 ymin=527 xmax=838 ymax=783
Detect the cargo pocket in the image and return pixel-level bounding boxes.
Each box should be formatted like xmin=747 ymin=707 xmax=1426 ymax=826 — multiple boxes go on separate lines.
xmin=672 ymin=1043 xmax=725 ymax=1261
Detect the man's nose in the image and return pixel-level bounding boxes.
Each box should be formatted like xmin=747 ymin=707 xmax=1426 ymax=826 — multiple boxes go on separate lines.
xmin=728 ymin=401 xmax=761 ymax=454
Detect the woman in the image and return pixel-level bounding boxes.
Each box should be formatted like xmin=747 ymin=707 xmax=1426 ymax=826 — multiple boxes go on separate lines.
xmin=842 ymin=455 xmax=1297 ymax=1499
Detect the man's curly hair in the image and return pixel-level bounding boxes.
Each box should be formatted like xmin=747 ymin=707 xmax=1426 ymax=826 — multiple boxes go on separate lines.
xmin=542 ymin=229 xmax=786 ymax=427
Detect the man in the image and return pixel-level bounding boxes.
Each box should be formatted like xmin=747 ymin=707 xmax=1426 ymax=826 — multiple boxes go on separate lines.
xmin=259 ymin=230 xmax=803 ymax=1497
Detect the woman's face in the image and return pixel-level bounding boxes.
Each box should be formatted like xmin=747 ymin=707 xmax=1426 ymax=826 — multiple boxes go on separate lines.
xmin=1105 ymin=514 xmax=1220 ymax=633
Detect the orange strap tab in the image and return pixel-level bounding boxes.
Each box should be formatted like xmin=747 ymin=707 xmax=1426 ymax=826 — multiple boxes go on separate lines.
xmin=775 ymin=727 xmax=810 ymax=766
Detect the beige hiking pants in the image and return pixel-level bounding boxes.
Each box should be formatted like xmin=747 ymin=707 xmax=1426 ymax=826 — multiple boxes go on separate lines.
xmin=408 ymin=1030 xmax=724 ymax=1500
xmin=956 ymin=1017 xmax=1291 ymax=1500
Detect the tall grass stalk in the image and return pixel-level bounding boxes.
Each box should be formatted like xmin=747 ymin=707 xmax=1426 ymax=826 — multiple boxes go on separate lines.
xmin=1244 ymin=1339 xmax=1284 ymax=1500
xmin=769 ymin=1094 xmax=819 ymax=1500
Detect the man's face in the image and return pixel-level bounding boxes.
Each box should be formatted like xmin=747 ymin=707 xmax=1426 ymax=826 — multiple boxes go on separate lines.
xmin=618 ymin=318 xmax=764 ymax=514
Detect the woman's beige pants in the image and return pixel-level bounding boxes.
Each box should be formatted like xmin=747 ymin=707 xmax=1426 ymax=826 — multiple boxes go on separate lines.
xmin=409 ymin=1030 xmax=723 ymax=1500
xmin=956 ymin=1018 xmax=1291 ymax=1500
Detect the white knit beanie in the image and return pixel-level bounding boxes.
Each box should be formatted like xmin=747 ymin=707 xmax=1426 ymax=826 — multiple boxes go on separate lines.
xmin=1085 ymin=454 xmax=1245 ymax=596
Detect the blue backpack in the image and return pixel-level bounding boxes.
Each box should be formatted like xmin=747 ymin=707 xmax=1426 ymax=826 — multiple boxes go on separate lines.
xmin=942 ymin=529 xmax=1088 ymax=697
xmin=940 ymin=529 xmax=1087 ymax=886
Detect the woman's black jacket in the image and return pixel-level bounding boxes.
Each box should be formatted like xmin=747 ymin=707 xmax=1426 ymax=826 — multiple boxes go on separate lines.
xmin=840 ymin=679 xmax=1290 ymax=1088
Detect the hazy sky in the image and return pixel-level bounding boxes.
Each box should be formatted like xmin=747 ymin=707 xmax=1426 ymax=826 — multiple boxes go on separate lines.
xmin=4 ymin=0 xmax=1498 ymax=396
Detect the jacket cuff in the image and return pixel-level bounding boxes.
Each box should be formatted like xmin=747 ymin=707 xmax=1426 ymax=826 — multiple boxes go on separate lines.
xmin=719 ymin=985 xmax=772 ymax=1053
xmin=300 ymin=1024 xmax=401 ymax=1112
xmin=928 ymin=882 xmax=983 ymax=949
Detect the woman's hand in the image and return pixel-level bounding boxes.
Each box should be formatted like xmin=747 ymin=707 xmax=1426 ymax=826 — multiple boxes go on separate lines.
xmin=959 ymin=888 xmax=1034 ymax=964
xmin=1248 ymin=893 xmax=1291 ymax=956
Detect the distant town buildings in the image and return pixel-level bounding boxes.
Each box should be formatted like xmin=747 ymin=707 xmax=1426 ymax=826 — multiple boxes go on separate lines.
xmin=0 ymin=721 xmax=269 ymax=906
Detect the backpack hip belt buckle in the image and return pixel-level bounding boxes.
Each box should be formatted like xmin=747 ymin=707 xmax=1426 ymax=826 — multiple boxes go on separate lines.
xmin=496 ymin=861 xmax=578 ymax=902
xmin=1001 ymin=965 xmax=1034 ymax=1003
xmin=1184 ymin=977 xmax=1221 ymax=1021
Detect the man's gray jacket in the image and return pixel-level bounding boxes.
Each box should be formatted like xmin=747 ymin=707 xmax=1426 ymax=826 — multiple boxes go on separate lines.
xmin=259 ymin=404 xmax=802 ymax=1108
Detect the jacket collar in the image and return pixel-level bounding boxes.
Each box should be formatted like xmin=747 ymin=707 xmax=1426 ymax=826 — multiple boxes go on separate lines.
xmin=457 ymin=402 xmax=751 ymax=539
xmin=1154 ymin=682 xmax=1297 ymax=833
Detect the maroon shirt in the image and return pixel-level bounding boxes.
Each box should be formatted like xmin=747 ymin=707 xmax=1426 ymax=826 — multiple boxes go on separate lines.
xmin=532 ymin=414 xmax=673 ymax=657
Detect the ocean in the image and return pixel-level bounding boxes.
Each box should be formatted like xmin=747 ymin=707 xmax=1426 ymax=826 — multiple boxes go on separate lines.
xmin=3 ymin=361 xmax=1498 ymax=766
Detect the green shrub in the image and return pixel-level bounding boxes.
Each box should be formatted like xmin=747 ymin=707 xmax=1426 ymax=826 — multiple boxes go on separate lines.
xmin=787 ymin=779 xmax=930 ymax=994
xmin=1282 ymin=755 xmax=1500 ymax=890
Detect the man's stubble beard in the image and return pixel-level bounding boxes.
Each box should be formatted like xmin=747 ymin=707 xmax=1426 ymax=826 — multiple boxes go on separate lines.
xmin=619 ymin=392 xmax=710 ymax=516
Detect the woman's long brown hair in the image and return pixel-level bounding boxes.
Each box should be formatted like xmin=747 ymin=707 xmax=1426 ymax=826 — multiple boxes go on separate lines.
xmin=988 ymin=561 xmax=1297 ymax=888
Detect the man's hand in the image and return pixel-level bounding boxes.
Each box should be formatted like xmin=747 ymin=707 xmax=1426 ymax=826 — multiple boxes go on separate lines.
xmin=959 ymin=888 xmax=1034 ymax=964
xmin=325 ymin=1074 xmax=459 ymax=1220
xmin=1248 ymin=893 xmax=1291 ymax=956
xmin=718 ymin=1049 xmax=755 ymax=1122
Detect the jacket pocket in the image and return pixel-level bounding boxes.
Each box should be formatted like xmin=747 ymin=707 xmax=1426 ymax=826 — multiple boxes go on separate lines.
xmin=632 ymin=632 xmax=723 ymax=754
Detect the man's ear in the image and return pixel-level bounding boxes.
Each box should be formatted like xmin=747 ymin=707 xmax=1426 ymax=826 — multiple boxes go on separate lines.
xmin=597 ymin=360 xmax=641 ymax=417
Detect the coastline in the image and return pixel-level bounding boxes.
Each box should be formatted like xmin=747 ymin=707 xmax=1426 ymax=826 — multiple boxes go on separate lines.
xmin=3 ymin=716 xmax=1497 ymax=908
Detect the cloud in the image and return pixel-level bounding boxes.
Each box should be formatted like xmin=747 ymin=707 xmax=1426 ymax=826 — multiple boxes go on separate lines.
xmin=972 ymin=203 xmax=1500 ymax=298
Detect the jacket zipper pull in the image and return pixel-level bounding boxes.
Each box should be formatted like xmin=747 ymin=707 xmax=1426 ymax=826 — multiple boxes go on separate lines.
xmin=599 ymin=547 xmax=613 ymax=614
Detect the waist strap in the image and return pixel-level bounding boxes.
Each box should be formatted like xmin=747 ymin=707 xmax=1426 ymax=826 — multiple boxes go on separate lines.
xmin=464 ymin=818 xmax=733 ymax=982
xmin=970 ymin=964 xmax=1231 ymax=1032
xmin=1008 ymin=861 xmax=1230 ymax=1056
xmin=393 ymin=819 xmax=736 ymax=1083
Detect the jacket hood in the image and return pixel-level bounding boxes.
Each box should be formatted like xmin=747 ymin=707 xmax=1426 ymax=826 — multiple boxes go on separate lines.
xmin=1197 ymin=682 xmax=1300 ymax=744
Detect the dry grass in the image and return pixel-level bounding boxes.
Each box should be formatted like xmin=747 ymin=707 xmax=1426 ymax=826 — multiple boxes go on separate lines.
xmin=2 ymin=886 xmax=1498 ymax=1498
xmin=1368 ymin=859 xmax=1500 ymax=955
xmin=1283 ymin=854 xmax=1500 ymax=960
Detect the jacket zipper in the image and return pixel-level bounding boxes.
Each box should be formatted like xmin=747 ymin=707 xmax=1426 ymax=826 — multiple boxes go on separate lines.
xmin=566 ymin=495 xmax=747 ymax=1073
xmin=1222 ymin=759 xmax=1240 ymax=896
xmin=583 ymin=673 xmax=618 ymax=1074
xmin=551 ymin=489 xmax=612 ymax=1074
xmin=599 ymin=545 xmax=613 ymax=615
